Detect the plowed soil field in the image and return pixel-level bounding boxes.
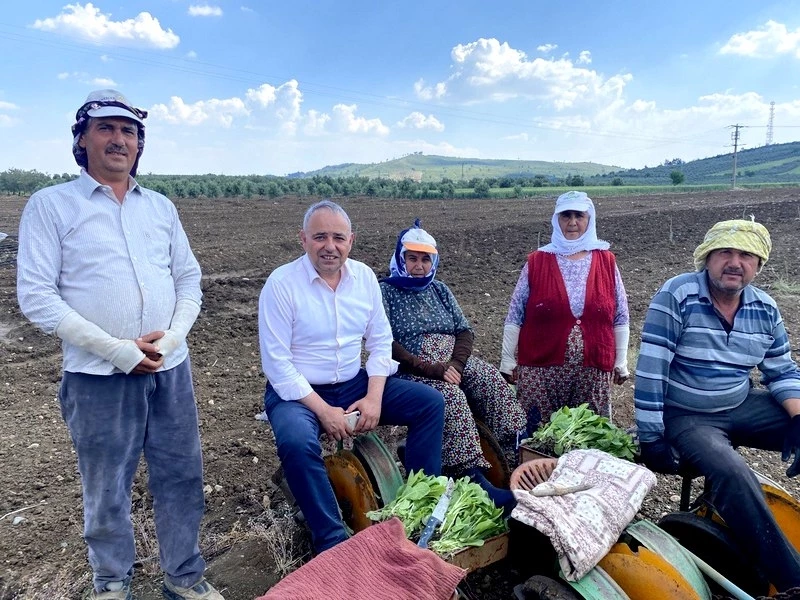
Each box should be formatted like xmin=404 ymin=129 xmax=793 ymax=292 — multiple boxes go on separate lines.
xmin=2 ymin=189 xmax=800 ymax=599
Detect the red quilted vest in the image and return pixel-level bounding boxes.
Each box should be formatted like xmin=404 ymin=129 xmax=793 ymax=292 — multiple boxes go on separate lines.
xmin=517 ymin=250 xmax=616 ymax=371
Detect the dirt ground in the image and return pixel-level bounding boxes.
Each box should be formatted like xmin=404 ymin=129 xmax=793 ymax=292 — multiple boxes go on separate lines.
xmin=2 ymin=189 xmax=800 ymax=599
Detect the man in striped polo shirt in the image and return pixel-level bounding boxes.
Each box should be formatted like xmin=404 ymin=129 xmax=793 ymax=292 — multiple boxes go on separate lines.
xmin=634 ymin=218 xmax=800 ymax=591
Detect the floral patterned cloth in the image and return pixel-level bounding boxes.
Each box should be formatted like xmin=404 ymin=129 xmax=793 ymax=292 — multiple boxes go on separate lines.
xmin=511 ymin=449 xmax=656 ymax=581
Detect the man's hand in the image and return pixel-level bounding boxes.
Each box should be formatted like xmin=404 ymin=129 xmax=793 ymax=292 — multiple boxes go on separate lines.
xmin=131 ymin=331 xmax=165 ymax=374
xmin=782 ymin=415 xmax=800 ymax=478
xmin=347 ymin=393 xmax=382 ymax=434
xmin=317 ymin=404 xmax=350 ymax=442
xmin=639 ymin=438 xmax=681 ymax=474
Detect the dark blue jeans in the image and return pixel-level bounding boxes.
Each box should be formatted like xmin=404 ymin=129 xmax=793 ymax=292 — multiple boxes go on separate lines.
xmin=59 ymin=359 xmax=206 ymax=592
xmin=264 ymin=369 xmax=444 ymax=552
xmin=664 ymin=388 xmax=800 ymax=591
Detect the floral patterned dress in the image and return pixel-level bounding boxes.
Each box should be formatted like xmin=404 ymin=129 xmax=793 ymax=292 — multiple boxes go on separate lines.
xmin=381 ymin=280 xmax=526 ymax=474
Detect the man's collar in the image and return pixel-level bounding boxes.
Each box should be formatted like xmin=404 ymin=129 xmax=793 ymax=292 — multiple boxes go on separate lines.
xmin=300 ymin=254 xmax=354 ymax=283
xmin=78 ymin=168 xmax=140 ymax=197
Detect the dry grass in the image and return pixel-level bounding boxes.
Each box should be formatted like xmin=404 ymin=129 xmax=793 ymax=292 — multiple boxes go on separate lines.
xmin=247 ymin=510 xmax=309 ymax=578
xmin=770 ymin=277 xmax=800 ymax=296
xmin=132 ymin=505 xmax=160 ymax=578
xmin=1 ymin=558 xmax=91 ymax=600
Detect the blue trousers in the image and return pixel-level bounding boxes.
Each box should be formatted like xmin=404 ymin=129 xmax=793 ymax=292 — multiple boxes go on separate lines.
xmin=264 ymin=369 xmax=444 ymax=552
xmin=59 ymin=359 xmax=206 ymax=591
xmin=665 ymin=388 xmax=800 ymax=591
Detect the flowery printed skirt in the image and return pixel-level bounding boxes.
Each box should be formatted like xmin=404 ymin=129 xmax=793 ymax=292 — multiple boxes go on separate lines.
xmin=517 ymin=325 xmax=612 ymax=434
xmin=397 ymin=333 xmax=526 ymax=474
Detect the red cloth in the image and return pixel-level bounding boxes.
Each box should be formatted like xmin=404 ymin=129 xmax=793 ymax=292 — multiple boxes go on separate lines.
xmin=256 ymin=518 xmax=466 ymax=600
xmin=518 ymin=250 xmax=616 ymax=371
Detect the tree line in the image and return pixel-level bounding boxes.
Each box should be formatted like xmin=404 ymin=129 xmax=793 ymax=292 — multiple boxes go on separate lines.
xmin=0 ymin=168 xmax=597 ymax=199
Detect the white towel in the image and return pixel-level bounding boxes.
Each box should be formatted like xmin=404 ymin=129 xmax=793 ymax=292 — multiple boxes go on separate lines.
xmin=511 ymin=449 xmax=656 ymax=581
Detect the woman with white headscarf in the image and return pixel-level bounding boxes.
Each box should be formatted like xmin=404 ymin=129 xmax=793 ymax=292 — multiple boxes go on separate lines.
xmin=500 ymin=191 xmax=630 ymax=432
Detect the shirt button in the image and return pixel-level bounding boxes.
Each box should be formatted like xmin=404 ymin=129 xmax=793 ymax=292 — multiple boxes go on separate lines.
xmin=576 ymin=319 xmax=582 ymax=325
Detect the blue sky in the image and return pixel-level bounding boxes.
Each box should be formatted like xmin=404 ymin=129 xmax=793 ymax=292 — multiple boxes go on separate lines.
xmin=1 ymin=1 xmax=799 ymax=176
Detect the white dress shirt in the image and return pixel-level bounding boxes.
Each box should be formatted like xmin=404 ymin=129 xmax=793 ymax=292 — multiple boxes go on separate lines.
xmin=17 ymin=170 xmax=202 ymax=375
xmin=259 ymin=254 xmax=398 ymax=401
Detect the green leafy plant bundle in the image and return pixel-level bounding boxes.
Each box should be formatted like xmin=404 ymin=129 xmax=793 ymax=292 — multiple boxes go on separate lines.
xmin=528 ymin=403 xmax=636 ymax=460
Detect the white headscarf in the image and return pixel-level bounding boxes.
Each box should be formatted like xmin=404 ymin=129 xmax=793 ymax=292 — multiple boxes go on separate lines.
xmin=539 ymin=191 xmax=610 ymax=256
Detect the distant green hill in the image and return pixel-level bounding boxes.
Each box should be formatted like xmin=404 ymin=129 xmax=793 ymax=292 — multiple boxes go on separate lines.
xmin=287 ymin=153 xmax=619 ymax=182
xmin=588 ymin=141 xmax=800 ymax=186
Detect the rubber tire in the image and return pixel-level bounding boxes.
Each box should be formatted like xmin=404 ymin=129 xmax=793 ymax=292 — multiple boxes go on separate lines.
xmin=476 ymin=418 xmax=512 ymax=488
xmin=658 ymin=511 xmax=770 ymax=597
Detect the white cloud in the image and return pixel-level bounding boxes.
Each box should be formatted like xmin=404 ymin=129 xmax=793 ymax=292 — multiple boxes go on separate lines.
xmin=188 ymin=5 xmax=223 ymax=17
xmin=186 ymin=50 xmax=198 ymax=59
xmin=719 ymin=20 xmax=800 ymax=58
xmin=54 ymin=71 xmax=117 ymax=87
xmin=246 ymin=83 xmax=277 ymax=107
xmin=331 ymin=104 xmax=390 ymax=135
xmin=416 ymin=38 xmax=631 ymax=110
xmin=32 ymin=3 xmax=180 ymax=49
xmin=0 ymin=101 xmax=19 ymax=127
xmin=577 ymin=50 xmax=592 ymax=65
xmin=502 ymin=132 xmax=529 ymax=142
xmin=273 ymin=80 xmax=302 ymax=122
xmin=100 ymin=54 xmax=111 ymax=62
xmin=397 ymin=111 xmax=444 ymax=132
xmin=303 ymin=110 xmax=330 ymax=136
xmin=414 ymin=79 xmax=447 ymax=101
xmin=241 ymin=6 xmax=254 ymax=13
xmin=245 ymin=80 xmax=303 ymax=133
xmin=149 ymin=96 xmax=249 ymax=126
xmin=537 ymin=43 xmax=557 ymax=53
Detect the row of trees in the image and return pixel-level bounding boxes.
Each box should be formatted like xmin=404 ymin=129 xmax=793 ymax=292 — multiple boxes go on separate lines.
xmin=0 ymin=169 xmax=600 ymax=199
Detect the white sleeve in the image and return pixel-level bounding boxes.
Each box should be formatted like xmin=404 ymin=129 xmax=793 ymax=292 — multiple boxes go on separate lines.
xmin=500 ymin=323 xmax=521 ymax=375
xmin=258 ymin=275 xmax=314 ymax=400
xmin=55 ymin=311 xmax=144 ymax=374
xmin=614 ymin=324 xmax=630 ymax=377
xmin=153 ymin=298 xmax=201 ymax=357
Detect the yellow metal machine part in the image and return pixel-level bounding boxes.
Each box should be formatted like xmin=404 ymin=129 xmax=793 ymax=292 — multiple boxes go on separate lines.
xmin=324 ymin=450 xmax=379 ymax=533
xmin=692 ymin=482 xmax=800 ymax=596
xmin=763 ymin=483 xmax=800 ymax=551
xmin=598 ymin=543 xmax=702 ymax=600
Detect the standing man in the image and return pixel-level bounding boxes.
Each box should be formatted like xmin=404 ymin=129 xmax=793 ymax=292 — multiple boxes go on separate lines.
xmin=17 ymin=90 xmax=222 ymax=600
xmin=259 ymin=199 xmax=445 ymax=554
xmin=634 ymin=218 xmax=800 ymax=591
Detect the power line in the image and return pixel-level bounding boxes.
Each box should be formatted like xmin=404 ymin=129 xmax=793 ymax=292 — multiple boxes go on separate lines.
xmin=0 ymin=23 xmax=743 ymax=149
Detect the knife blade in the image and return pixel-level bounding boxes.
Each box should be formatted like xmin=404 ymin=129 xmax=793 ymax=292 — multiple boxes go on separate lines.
xmin=417 ymin=477 xmax=454 ymax=549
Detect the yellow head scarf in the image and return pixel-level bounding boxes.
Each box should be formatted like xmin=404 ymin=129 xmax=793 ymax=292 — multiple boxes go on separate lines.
xmin=692 ymin=218 xmax=772 ymax=272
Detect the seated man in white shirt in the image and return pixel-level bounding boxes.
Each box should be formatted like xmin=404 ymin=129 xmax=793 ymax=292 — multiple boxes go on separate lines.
xmin=258 ymin=199 xmax=446 ymax=553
